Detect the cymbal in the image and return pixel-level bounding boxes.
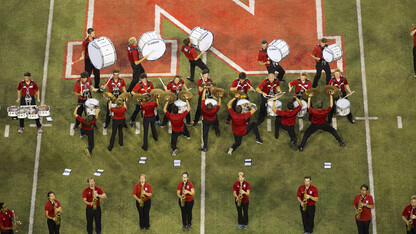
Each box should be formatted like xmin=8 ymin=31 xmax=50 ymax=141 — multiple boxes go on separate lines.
xmin=201 ymin=82 xmax=216 ymax=88
xmin=118 ymin=92 xmax=131 ymax=103
xmin=103 ymin=92 xmax=116 ymax=102
xmin=132 ymin=93 xmax=150 ymax=104
xmin=161 ymin=91 xmax=176 ymax=104
xmin=230 ymin=90 xmax=247 ymax=99
xmin=150 ymin=89 xmax=165 ymax=101
xmin=178 ymin=90 xmax=193 ymax=102
xmin=212 ymin=88 xmax=227 ymax=99
xmin=301 ymin=88 xmax=320 ymax=100
xmin=268 ymin=92 xmax=285 ymax=101
xmin=322 ymin=85 xmax=340 ymax=98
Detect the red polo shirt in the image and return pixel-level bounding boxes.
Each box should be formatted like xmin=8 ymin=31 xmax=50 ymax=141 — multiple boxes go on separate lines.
xmin=132 ymin=182 xmax=153 ymax=203
xmin=308 ymin=107 xmax=331 ymax=125
xmin=141 ymin=101 xmax=158 ymax=117
xmin=353 ymin=193 xmax=374 ymax=221
xmin=197 ymin=77 xmax=213 ymax=95
xmin=229 ymin=107 xmax=251 ymax=136
xmin=177 ymin=181 xmax=194 ymax=202
xmin=133 ymin=81 xmax=154 ymax=94
xmin=258 ymin=49 xmax=270 ymax=67
xmin=413 ymin=28 xmax=416 ymax=46
xmin=231 ymin=78 xmax=252 ymax=93
xmin=103 ymin=77 xmax=126 ymax=94
xmin=297 ymin=185 xmax=319 ymax=206
xmin=73 ymin=78 xmax=93 ymax=100
xmin=311 ymin=44 xmax=326 ymax=62
xmin=83 ymin=186 xmax=104 ymax=208
xmin=45 ymin=200 xmax=61 ymax=218
xmin=232 ymin=180 xmax=251 ymax=203
xmin=77 ymin=116 xmax=96 ymax=130
xmin=165 ymin=110 xmax=188 ymax=132
xmin=289 ymin=78 xmax=312 ymax=94
xmin=275 ymin=106 xmax=301 ymax=126
xmin=17 ymin=80 xmax=39 ymax=97
xmin=127 ymin=45 xmax=140 ymax=63
xmin=167 ymin=79 xmax=184 ymax=94
xmin=257 ymin=78 xmax=279 ymax=95
xmin=82 ymin=37 xmax=96 ymax=59
xmin=181 ymin=44 xmax=197 ymax=60
xmin=328 ymin=76 xmax=349 ymax=92
xmin=0 ymin=210 xmax=13 ymax=231
xmin=402 ymin=204 xmax=416 ymax=226
xmin=110 ymin=106 xmax=127 ymax=119
xmin=201 ymin=100 xmax=219 ymax=121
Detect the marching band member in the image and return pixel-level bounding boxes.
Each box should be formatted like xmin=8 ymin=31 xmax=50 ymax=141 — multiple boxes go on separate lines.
xmin=74 ymin=104 xmax=98 ymax=158
xmin=160 ymin=75 xmax=191 ymax=127
xmin=177 ymin=172 xmax=195 ymax=231
xmin=107 ymin=98 xmax=127 ymax=152
xmin=193 ymin=69 xmax=213 ymax=127
xmin=199 ymin=87 xmax=221 ymax=152
xmin=163 ymin=97 xmax=191 ymax=156
xmin=129 ymin=73 xmax=154 ymax=127
xmin=227 ymin=94 xmax=263 ymax=155
xmin=181 ymin=38 xmax=209 ymax=82
xmin=256 ymin=73 xmax=281 ymax=126
xmin=126 ymin=37 xmax=149 ymax=92
xmin=353 ymin=184 xmax=374 ymax=234
xmin=411 ymin=25 xmax=416 ymax=78
xmin=296 ymin=176 xmax=319 ymax=234
xmin=45 ymin=191 xmax=62 ymax=234
xmin=141 ymin=94 xmax=159 ymax=151
xmin=16 ymin=72 xmax=42 ymax=133
xmin=258 ymin=40 xmax=286 ymax=81
xmin=232 ymin=172 xmax=251 ymax=230
xmin=101 ymin=69 xmax=126 ymax=128
xmin=132 ymin=174 xmax=153 ymax=231
xmin=82 ymin=178 xmax=107 ymax=234
xmin=297 ymin=92 xmax=346 ymax=152
xmin=225 ymin=72 xmax=254 ymax=125
xmin=402 ymin=195 xmax=416 ymax=234
xmin=327 ymin=68 xmax=355 ymax=124
xmin=271 ymin=96 xmax=302 ymax=151
xmin=0 ymin=203 xmax=17 ymax=233
xmin=288 ymin=72 xmax=312 ymax=98
xmin=73 ymin=71 xmax=97 ymax=130
xmin=311 ymin=38 xmax=331 ymax=88
xmin=79 ymin=28 xmax=102 ymax=92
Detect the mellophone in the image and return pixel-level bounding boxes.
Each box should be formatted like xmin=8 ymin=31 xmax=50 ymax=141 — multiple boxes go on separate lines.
xmin=7 ymin=105 xmax=50 ymax=119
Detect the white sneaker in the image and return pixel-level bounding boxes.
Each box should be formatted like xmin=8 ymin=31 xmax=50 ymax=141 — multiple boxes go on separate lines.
xmin=18 ymin=127 xmax=24 ymax=133
xmin=227 ymin=148 xmax=233 ymax=155
xmin=38 ymin=127 xmax=43 ymax=133
xmin=172 ymin=149 xmax=179 ymax=156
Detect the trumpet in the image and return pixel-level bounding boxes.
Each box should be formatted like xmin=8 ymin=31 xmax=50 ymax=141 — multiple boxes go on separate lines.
xmin=181 ymin=182 xmax=186 ymax=207
xmin=237 ymin=181 xmax=243 ymax=207
xmin=139 ymin=183 xmax=145 ymax=207
xmin=92 ymin=186 xmax=98 ymax=210
xmin=409 ymin=207 xmax=415 ymax=232
xmin=12 ymin=210 xmax=21 ymax=233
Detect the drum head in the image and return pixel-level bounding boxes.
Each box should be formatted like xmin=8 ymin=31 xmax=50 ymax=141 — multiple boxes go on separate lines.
xmin=139 ymin=32 xmax=166 ymax=61
xmin=267 ymin=100 xmax=281 ymax=108
xmin=174 ymin=99 xmax=187 ymax=106
xmin=267 ymin=40 xmax=289 ymax=62
xmin=205 ymin=98 xmax=218 ymax=106
xmin=88 ymin=41 xmax=104 ymax=69
xmin=190 ymin=27 xmax=214 ymax=51
xmin=85 ymin=98 xmax=99 ymax=107
xmin=336 ymin=99 xmax=350 ymax=108
xmin=323 ymin=48 xmax=334 ymax=63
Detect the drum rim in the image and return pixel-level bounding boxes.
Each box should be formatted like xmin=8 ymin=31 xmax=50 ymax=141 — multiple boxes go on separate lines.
xmin=267 ymin=39 xmax=290 ymax=63
xmin=190 ymin=26 xmax=214 ymax=51
xmin=88 ymin=37 xmax=116 ymax=70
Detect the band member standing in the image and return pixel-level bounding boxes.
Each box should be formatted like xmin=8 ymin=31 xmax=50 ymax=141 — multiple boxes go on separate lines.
xmin=296 ymin=176 xmax=319 ymax=234
xmin=141 ymin=95 xmax=159 ymax=151
xmin=271 ymin=96 xmax=302 ymax=151
xmin=298 ymin=92 xmax=346 ymax=152
xmin=107 ymin=98 xmax=127 ymax=152
xmin=82 ymin=178 xmax=107 ymax=234
xmin=16 ymin=72 xmax=42 ymax=133
xmin=193 ymin=69 xmax=213 ymax=127
xmin=45 ymin=191 xmax=62 ymax=234
xmin=227 ymin=94 xmax=263 ymax=155
xmin=73 ymin=71 xmax=97 ymax=130
xmin=160 ymin=75 xmax=191 ymax=127
xmin=411 ymin=25 xmax=416 ymax=78
xmin=233 ymin=172 xmax=251 ymax=230
xmin=132 ymin=174 xmax=153 ymax=231
xmin=327 ymin=68 xmax=355 ymax=124
xmin=353 ymin=184 xmax=374 ymax=234
xmin=79 ymin=28 xmax=102 ymax=92
xmin=256 ymin=73 xmax=281 ymax=126
xmin=402 ymin=195 xmax=416 ymax=234
xmin=311 ymin=38 xmax=331 ymax=88
xmin=181 ymin=38 xmax=208 ymax=82
xmin=177 ymin=172 xmax=195 ymax=231
xmin=163 ymin=98 xmax=191 ymax=156
xmin=288 ymin=72 xmax=312 ymax=99
xmin=199 ymin=88 xmax=221 ymax=152
xmin=0 ymin=203 xmax=17 ymax=234
xmin=226 ymin=72 xmax=254 ymax=125
xmin=127 ymin=37 xmax=149 ymax=92
xmin=258 ymin=40 xmax=286 ymax=81
xmin=101 ymin=69 xmax=126 ymax=128
xmin=130 ymin=73 xmax=154 ymax=127
xmin=74 ymin=105 xmax=98 ymax=158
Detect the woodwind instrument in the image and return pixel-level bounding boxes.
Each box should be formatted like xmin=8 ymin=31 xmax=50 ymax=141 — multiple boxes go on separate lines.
xmin=52 ymin=200 xmax=61 ymax=225
xmin=181 ymin=182 xmax=187 ymax=207
xmin=237 ymin=181 xmax=243 ymax=207
xmin=139 ymin=183 xmax=145 ymax=207
xmin=409 ymin=207 xmax=415 ymax=232
xmin=357 ymin=194 xmax=365 ymax=219
xmin=11 ymin=210 xmax=21 ymax=233
xmin=92 ymin=186 xmax=98 ymax=210
xmin=302 ymin=187 xmax=308 ymax=212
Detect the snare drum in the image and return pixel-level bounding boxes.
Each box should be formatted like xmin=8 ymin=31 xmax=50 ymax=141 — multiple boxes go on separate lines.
xmin=88 ymin=37 xmax=117 ymax=70
xmin=85 ymin=98 xmax=100 ymax=116
xmin=17 ymin=109 xmax=27 ymax=119
xmin=205 ymin=98 xmax=218 ymax=107
xmin=293 ymin=100 xmax=308 ymax=117
xmin=173 ymin=99 xmax=187 ymax=114
xmin=7 ymin=106 xmax=19 ymax=117
xmin=267 ymin=39 xmax=290 ymax=63
xmin=189 ymin=27 xmax=214 ymax=51
xmin=336 ymin=99 xmax=350 ymax=116
xmin=323 ymin=44 xmax=343 ymax=63
xmin=37 ymin=105 xmax=50 ymax=117
xmin=28 ymin=108 xmax=39 ymax=119
xmin=138 ymin=31 xmax=166 ymax=61
xmin=236 ymin=99 xmax=250 ymax=113
xmin=266 ymin=100 xmax=282 ymax=116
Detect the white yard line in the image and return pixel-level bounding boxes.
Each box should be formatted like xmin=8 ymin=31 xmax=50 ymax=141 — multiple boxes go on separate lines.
xmin=266 ymin=118 xmax=271 ymax=132
xmin=135 ymin=122 xmax=140 ymax=135
xmin=103 ymin=123 xmax=107 ymax=135
xmin=70 ymin=123 xmax=75 ymax=136
xmin=332 ymin=118 xmax=337 ymax=130
xmin=28 ymin=0 xmax=54 ymax=233
xmin=4 ymin=125 xmax=10 ymax=138
xmin=397 ymin=116 xmax=402 ymax=129
xmin=29 ymin=124 xmax=52 ymax=127
xmin=298 ymin=118 xmax=304 ymax=131
xmin=200 ymin=124 xmax=206 ymax=234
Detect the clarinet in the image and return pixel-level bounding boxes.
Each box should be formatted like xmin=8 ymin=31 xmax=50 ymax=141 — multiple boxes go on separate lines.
xmin=409 ymin=207 xmax=415 ymax=232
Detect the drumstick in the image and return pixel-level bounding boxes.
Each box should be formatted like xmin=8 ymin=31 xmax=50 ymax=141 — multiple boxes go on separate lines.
xmin=341 ymin=91 xmax=355 ymax=99
xmin=72 ymin=58 xmax=82 ymax=65
xmin=159 ymin=78 xmax=166 ymax=89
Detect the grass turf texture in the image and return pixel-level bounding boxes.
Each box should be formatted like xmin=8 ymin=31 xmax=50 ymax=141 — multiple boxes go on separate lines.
xmin=0 ymin=0 xmax=415 ymax=233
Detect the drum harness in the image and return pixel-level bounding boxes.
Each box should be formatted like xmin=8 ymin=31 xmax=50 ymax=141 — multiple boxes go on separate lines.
xmin=78 ymin=79 xmax=92 ymax=100
xmin=127 ymin=45 xmax=143 ymax=60
xmin=137 ymin=81 xmax=152 ymax=94
xmin=110 ymin=77 xmax=121 ymax=98
xmin=296 ymin=78 xmax=310 ymax=96
xmin=265 ymin=78 xmax=278 ymax=97
xmin=235 ymin=78 xmax=249 ymax=92
xmin=170 ymin=80 xmax=183 ymax=96
xmin=317 ymin=44 xmax=327 ymax=65
xmin=199 ymin=76 xmax=213 ymax=99
xmin=22 ymin=80 xmax=33 ymax=105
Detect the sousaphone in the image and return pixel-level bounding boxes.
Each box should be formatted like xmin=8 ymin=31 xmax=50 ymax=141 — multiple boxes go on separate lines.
xmin=178 ymin=90 xmax=193 ymax=102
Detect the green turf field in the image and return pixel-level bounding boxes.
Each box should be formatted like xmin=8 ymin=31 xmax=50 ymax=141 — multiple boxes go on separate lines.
xmin=1 ymin=0 xmax=416 ymax=233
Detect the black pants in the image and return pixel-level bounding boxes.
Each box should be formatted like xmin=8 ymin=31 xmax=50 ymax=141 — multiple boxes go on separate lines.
xmin=356 ymin=220 xmax=371 ymax=234
xmin=19 ymin=97 xmax=41 ymax=128
xmin=136 ymin=199 xmax=151 ymax=229
xmin=300 ymin=204 xmax=315 ymax=233
xmin=327 ymin=93 xmax=353 ymax=122
xmin=202 ymin=118 xmax=220 ymax=148
xmin=299 ymin=122 xmax=342 ymax=148
xmin=312 ymin=61 xmax=331 ymax=88
xmin=127 ymin=62 xmax=145 ymax=92
xmin=189 ymin=59 xmax=208 ymax=80
xmin=81 ymin=128 xmax=94 ymax=154
xmin=257 ymin=95 xmax=268 ymax=125
xmin=143 ymin=116 xmax=158 ymax=150
xmin=235 ymin=201 xmax=249 ymax=225
xmin=413 ymin=46 xmax=416 ymax=74
xmin=130 ymin=105 xmax=141 ymax=122
xmin=266 ymin=63 xmax=285 ymax=81
xmin=178 ymin=199 xmax=194 ymax=227
xmin=47 ymin=219 xmax=60 ymax=234
xmin=74 ymin=98 xmax=87 ymax=128
xmin=85 ymin=58 xmax=101 ymax=89
xmin=193 ymin=95 xmax=203 ymax=124
xmin=86 ymin=206 xmax=101 ymax=234
xmin=108 ymin=118 xmax=125 ymax=150
xmin=407 ymin=225 xmax=416 ymax=234
xmin=171 ymin=126 xmax=190 ymax=150
xmin=162 ymin=103 xmax=191 ymax=125
xmin=232 ymin=122 xmax=261 ymax=151
xmin=275 ymin=116 xmax=296 ymax=143
xmin=104 ymin=102 xmax=113 ymax=127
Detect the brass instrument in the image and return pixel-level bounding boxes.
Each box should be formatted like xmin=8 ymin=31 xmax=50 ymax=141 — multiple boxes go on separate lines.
xmin=302 ymin=188 xmax=308 ymax=212
xmin=181 ymin=182 xmax=186 ymax=207
xmin=237 ymin=181 xmax=243 ymax=207
xmin=139 ymin=183 xmax=145 ymax=207
xmin=92 ymin=186 xmax=98 ymax=210
xmin=357 ymin=194 xmax=365 ymax=219
xmin=11 ymin=210 xmax=21 ymax=233
xmin=409 ymin=207 xmax=415 ymax=232
xmin=53 ymin=200 xmax=61 ymax=225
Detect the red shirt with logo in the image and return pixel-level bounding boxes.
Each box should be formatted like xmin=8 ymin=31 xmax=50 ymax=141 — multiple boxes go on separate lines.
xmin=229 ymin=108 xmax=251 ymax=136
xmin=402 ymin=204 xmax=416 ymax=226
xmin=231 ymin=78 xmax=252 ymax=93
xmin=289 ymin=78 xmax=312 ymax=94
xmin=0 ymin=210 xmax=14 ymax=231
xmin=141 ymin=101 xmax=158 ymax=117
xmin=82 ymin=37 xmax=96 ymax=59
xmin=275 ymin=106 xmax=301 ymax=126
xmin=233 ymin=180 xmax=251 ymax=203
xmin=181 ymin=44 xmax=197 ymax=60
xmin=44 ymin=200 xmax=61 ymax=218
xmin=167 ymin=79 xmax=184 ymax=94
xmin=103 ymin=77 xmax=126 ymax=94
xmin=311 ymin=44 xmax=326 ymax=62
xmin=258 ymin=49 xmax=271 ymax=67
xmin=201 ymin=100 xmax=219 ymax=121
xmin=132 ymin=182 xmax=153 ymax=202
xmin=110 ymin=106 xmax=127 ymax=119
xmin=77 ymin=116 xmax=96 ymax=130
xmin=328 ymin=76 xmax=349 ymax=92
xmin=17 ymin=80 xmax=39 ymax=97
xmin=127 ymin=45 xmax=140 ymax=63
xmin=83 ymin=186 xmax=104 ymax=208
xmin=297 ymin=185 xmax=319 ymax=206
xmin=166 ymin=110 xmax=188 ymax=132
xmin=73 ymin=78 xmax=93 ymax=100
xmin=353 ymin=193 xmax=374 ymax=221
xmin=133 ymin=81 xmax=154 ymax=94
xmin=308 ymin=107 xmax=331 ymax=125
xmin=177 ymin=181 xmax=194 ymax=202
xmin=257 ymin=78 xmax=279 ymax=95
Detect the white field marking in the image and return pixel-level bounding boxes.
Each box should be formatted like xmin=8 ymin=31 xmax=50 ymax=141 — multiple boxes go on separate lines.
xmin=135 ymin=122 xmax=140 ymax=135
xmin=202 ymin=52 xmax=207 ymax=64
xmin=29 ymin=124 xmax=52 ymax=127
xmin=355 ymin=117 xmax=378 ymax=120
xmin=298 ymin=118 xmax=304 ymax=131
xmin=29 ymin=0 xmax=54 ymax=233
xmin=266 ymin=118 xmax=271 ymax=132
xmin=200 ymin=116 xmax=206 ymax=234
xmin=232 ymin=0 xmax=255 ymax=15
xmin=356 ymin=0 xmax=377 ymax=232
xmin=168 ymin=121 xmax=172 ymax=134
xmin=86 ymin=0 xmax=94 ymax=31
xmin=103 ymin=123 xmax=107 ymax=135
xmin=70 ymin=123 xmax=75 ymax=136
xmin=4 ymin=125 xmax=10 ymax=137
xmin=397 ymin=116 xmax=402 ymax=129
xmin=332 ymin=118 xmax=337 ymax=130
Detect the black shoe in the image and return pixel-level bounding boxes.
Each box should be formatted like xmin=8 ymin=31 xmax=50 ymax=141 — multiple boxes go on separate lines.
xmin=256 ymin=139 xmax=263 ymax=144
xmin=187 ymin=224 xmax=191 ymax=231
xmin=182 ymin=226 xmax=186 ymax=231
xmin=103 ymin=124 xmax=108 ymax=129
xmin=348 ymin=118 xmax=355 ymax=124
xmin=142 ymin=146 xmax=148 ymax=151
xmin=225 ymin=120 xmax=230 ymax=126
xmin=198 ymin=147 xmax=208 ymax=152
xmin=192 ymin=122 xmax=198 ymax=127
xmin=327 ymin=121 xmax=332 ymax=125
xmin=339 ymin=141 xmax=347 ymax=147
xmin=298 ymin=146 xmax=304 ymax=152
xmin=275 ymin=135 xmax=279 ymax=139
xmin=140 ymin=227 xmax=145 ymax=231
xmin=97 ymin=88 xmax=104 ymax=93
xmin=216 ymin=133 xmax=220 ymax=137
xmin=279 ymin=79 xmax=286 ymax=82
xmin=186 ymin=76 xmax=194 ymax=82
xmin=107 ymin=146 xmax=112 ymax=152
xmin=291 ymin=141 xmax=297 ymax=151
xmin=145 ymin=227 xmax=150 ymax=231
xmin=73 ymin=125 xmax=79 ymax=130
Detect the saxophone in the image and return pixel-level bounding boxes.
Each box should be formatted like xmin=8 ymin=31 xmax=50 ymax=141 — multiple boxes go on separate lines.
xmin=237 ymin=181 xmax=243 ymax=207
xmin=11 ymin=210 xmax=21 ymax=233
xmin=53 ymin=200 xmax=61 ymax=225
xmin=92 ymin=187 xmax=98 ymax=210
xmin=139 ymin=183 xmax=145 ymax=207
xmin=302 ymin=188 xmax=308 ymax=212
xmin=181 ymin=182 xmax=186 ymax=207
xmin=409 ymin=207 xmax=415 ymax=232
xmin=357 ymin=194 xmax=365 ymax=219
